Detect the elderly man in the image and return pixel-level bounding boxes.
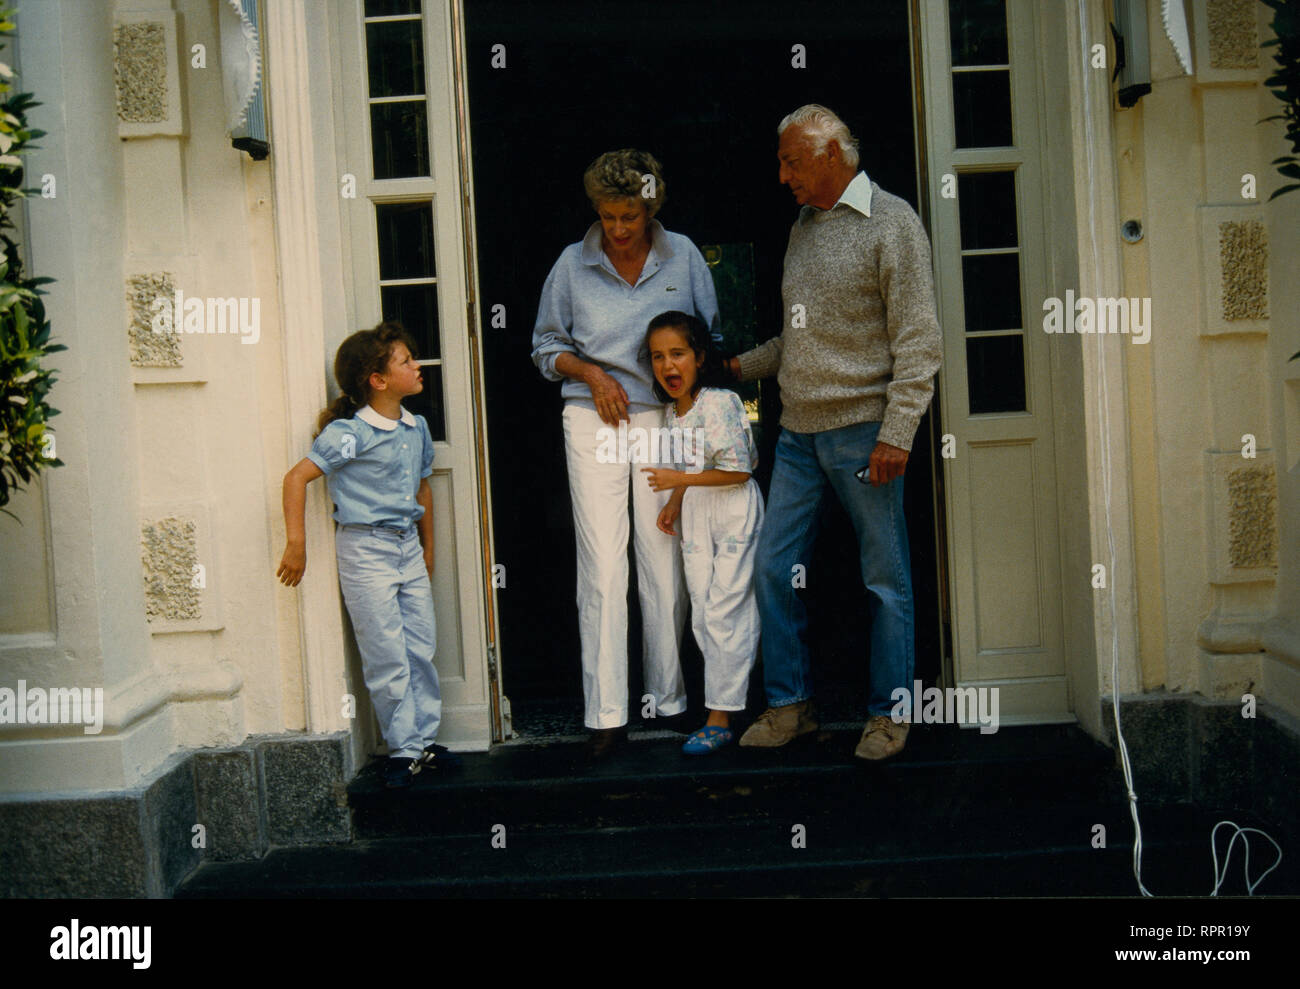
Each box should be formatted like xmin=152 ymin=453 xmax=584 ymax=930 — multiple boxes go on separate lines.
xmin=728 ymin=104 xmax=942 ymax=760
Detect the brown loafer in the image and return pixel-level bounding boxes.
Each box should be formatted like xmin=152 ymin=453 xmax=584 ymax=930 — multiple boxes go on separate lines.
xmin=738 ymin=700 xmax=818 ymax=748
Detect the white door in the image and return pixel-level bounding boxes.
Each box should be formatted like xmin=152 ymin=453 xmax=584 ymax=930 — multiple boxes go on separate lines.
xmin=332 ymin=0 xmax=498 ymax=748
xmin=919 ymin=0 xmax=1071 ymax=722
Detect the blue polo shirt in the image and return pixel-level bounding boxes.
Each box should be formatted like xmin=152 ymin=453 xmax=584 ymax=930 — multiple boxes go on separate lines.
xmin=531 ymin=219 xmax=722 ymax=413
xmin=308 ymin=404 xmax=434 ymax=528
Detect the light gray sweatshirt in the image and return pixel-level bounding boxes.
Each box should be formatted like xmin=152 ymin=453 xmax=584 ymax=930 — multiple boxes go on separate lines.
xmin=737 ymin=177 xmax=942 ymax=451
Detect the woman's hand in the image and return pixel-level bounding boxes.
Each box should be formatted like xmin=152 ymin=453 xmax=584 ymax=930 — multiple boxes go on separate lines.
xmin=584 ymin=366 xmax=630 ymax=425
xmin=277 ymin=540 xmax=306 ymax=587
xmin=641 ymin=467 xmax=685 ymax=492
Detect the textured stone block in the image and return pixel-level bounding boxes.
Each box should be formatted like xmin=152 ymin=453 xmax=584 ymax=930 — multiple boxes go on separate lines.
xmin=261 ymin=737 xmax=351 ymax=845
xmin=1205 ymin=452 xmax=1279 ymax=583
xmin=1206 ymin=0 xmax=1258 ymax=70
xmin=1218 ymin=220 xmax=1268 ymax=322
xmin=127 ymin=272 xmax=182 ymax=367
xmin=1254 ymin=709 xmax=1300 ymax=835
xmin=141 ymin=757 xmax=200 ymax=897
xmin=1193 ymin=701 xmax=1253 ymax=810
xmin=113 ymin=11 xmax=183 ymax=138
xmin=194 ymin=749 xmax=267 ymax=862
xmin=1197 ymin=206 xmax=1267 ymax=336
xmin=113 ymin=21 xmax=167 ymax=122
xmin=141 ymin=516 xmax=200 ymax=621
xmin=1110 ymin=697 xmax=1193 ymax=803
xmin=0 ymin=795 xmax=148 ymax=897
xmin=1226 ymin=464 xmax=1277 ymax=569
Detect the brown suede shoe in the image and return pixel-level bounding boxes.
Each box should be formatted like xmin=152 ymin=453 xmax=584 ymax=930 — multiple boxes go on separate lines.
xmin=738 ymin=700 xmax=818 ymax=748
xmin=854 ymin=715 xmax=910 ymax=761
xmin=587 ymin=726 xmax=626 ymax=759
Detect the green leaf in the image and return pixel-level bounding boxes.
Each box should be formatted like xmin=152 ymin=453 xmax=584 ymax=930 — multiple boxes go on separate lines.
xmin=1269 ymin=183 xmax=1300 ymax=200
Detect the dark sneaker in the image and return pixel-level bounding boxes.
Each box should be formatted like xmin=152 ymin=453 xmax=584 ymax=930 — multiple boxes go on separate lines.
xmin=587 ymin=726 xmax=627 ymax=759
xmin=383 ymin=756 xmax=422 ymax=789
xmin=418 ymin=743 xmax=462 ymax=771
xmin=646 ymin=711 xmax=692 ymax=735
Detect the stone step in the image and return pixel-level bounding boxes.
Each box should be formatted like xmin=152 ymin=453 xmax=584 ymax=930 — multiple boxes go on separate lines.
xmin=176 ymin=803 xmax=1289 ymax=898
xmin=347 ymin=723 xmax=1122 ymax=839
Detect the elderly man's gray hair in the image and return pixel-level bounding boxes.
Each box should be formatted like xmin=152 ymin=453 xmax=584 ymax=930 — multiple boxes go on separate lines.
xmin=778 ymin=104 xmax=860 ymax=169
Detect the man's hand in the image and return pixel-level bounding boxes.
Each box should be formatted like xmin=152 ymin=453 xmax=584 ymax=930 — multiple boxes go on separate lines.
xmin=866 ymin=441 xmax=909 ymax=486
xmin=726 ymin=356 xmax=741 ymax=380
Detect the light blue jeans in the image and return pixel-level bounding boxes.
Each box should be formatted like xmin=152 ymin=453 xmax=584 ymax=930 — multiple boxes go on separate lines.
xmin=335 ymin=524 xmax=441 ymax=759
xmin=754 ymin=422 xmax=914 ymax=716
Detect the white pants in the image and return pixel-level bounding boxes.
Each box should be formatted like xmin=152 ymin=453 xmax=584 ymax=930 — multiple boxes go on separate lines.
xmin=562 ymin=405 xmax=688 ymax=729
xmin=681 ymin=479 xmax=764 ymax=712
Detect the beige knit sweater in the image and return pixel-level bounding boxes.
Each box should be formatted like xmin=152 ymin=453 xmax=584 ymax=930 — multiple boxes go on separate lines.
xmin=737 ymin=183 xmax=943 ymax=452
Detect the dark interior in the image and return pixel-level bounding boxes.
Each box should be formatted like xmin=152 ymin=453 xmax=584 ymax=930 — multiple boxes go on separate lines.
xmin=466 ymin=0 xmax=944 ymax=730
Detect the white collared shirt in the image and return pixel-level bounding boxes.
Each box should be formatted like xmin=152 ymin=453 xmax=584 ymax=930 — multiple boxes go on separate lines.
xmin=831 ymin=171 xmax=874 ymax=217
xmin=308 ymin=404 xmax=434 ymax=528
xmin=355 ymin=404 xmax=417 ymax=431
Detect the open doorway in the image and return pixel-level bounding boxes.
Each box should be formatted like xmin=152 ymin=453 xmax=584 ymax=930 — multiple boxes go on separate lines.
xmin=466 ymin=0 xmax=943 ymax=737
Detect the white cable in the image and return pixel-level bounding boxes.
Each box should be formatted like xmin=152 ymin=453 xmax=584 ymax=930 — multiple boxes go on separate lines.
xmin=1210 ymin=821 xmax=1283 ymax=896
xmin=1076 ymin=0 xmax=1280 ymax=897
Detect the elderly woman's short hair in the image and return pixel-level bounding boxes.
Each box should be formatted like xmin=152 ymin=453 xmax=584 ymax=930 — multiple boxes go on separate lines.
xmin=777 ymin=104 xmax=860 ymax=169
xmin=583 ymin=149 xmax=667 ymax=216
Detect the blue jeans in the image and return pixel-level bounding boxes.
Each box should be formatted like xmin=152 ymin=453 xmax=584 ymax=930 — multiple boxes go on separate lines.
xmin=754 ymin=422 xmax=914 ymax=716
xmin=335 ymin=525 xmax=442 ymax=758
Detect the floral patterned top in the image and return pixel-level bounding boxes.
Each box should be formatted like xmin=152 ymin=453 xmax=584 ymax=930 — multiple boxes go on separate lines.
xmin=665 ymin=386 xmax=758 ymax=475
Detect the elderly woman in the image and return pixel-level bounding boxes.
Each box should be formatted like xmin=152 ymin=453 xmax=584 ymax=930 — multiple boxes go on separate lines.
xmin=532 ymin=149 xmax=722 ymax=757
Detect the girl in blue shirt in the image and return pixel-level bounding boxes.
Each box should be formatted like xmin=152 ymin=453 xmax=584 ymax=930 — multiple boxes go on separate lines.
xmin=277 ymin=322 xmax=457 ymax=788
xmin=642 ymin=311 xmax=765 ymax=754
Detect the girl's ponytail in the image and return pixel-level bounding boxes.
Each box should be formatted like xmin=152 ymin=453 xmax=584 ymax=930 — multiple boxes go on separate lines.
xmin=315 ymin=321 xmax=418 ymax=436
xmin=316 ymin=393 xmax=361 ymax=435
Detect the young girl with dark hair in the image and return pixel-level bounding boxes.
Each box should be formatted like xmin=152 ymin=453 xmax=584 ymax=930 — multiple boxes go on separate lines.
xmin=278 ymin=322 xmax=458 ymax=788
xmin=641 ymin=311 xmax=764 ymax=754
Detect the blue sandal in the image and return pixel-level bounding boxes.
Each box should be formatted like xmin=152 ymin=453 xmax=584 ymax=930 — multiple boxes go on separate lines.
xmin=682 ymin=725 xmax=734 ymax=755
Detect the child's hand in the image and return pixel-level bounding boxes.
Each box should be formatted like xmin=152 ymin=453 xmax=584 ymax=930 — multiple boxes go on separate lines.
xmin=656 ymin=500 xmax=681 ymax=536
xmin=277 ymin=541 xmax=306 ymax=587
xmin=641 ymin=467 xmax=684 ymax=492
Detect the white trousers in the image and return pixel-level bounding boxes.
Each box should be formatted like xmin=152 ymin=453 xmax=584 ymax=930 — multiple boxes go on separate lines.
xmin=562 ymin=405 xmax=688 ymax=729
xmin=681 ymin=479 xmax=764 ymax=712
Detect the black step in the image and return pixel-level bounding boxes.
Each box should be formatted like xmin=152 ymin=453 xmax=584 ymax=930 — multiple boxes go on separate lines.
xmin=348 ymin=724 xmax=1122 ymax=840
xmin=176 ymin=803 xmax=1292 ymax=897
